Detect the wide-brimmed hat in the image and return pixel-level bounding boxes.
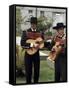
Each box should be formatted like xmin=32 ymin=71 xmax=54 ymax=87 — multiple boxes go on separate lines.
xmin=53 ymin=23 xmax=66 ymax=29
xmin=30 ymin=17 xmax=37 ymax=24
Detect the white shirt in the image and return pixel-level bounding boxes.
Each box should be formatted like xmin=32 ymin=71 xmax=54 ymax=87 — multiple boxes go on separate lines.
xmin=31 ymin=28 xmax=36 ymax=32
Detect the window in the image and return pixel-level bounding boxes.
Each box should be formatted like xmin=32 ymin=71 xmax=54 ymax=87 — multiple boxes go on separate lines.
xmin=28 ymin=10 xmax=33 ymax=14
xmin=40 ymin=11 xmax=44 ymax=17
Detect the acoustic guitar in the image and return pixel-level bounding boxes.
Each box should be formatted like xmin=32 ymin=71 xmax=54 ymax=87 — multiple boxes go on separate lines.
xmin=26 ymin=37 xmax=44 ymax=55
xmin=47 ymin=42 xmax=62 ymax=61
xmin=47 ymin=34 xmax=66 ymax=62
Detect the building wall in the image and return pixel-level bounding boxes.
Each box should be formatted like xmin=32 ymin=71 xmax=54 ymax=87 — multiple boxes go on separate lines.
xmin=16 ymin=6 xmax=66 ymax=32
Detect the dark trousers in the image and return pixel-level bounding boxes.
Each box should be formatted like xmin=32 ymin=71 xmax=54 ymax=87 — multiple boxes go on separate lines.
xmin=55 ymin=53 xmax=67 ymax=82
xmin=24 ymin=51 xmax=40 ymax=84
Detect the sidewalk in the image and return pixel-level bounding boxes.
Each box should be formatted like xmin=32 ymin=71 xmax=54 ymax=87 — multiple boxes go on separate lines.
xmin=39 ymin=50 xmax=54 ymax=69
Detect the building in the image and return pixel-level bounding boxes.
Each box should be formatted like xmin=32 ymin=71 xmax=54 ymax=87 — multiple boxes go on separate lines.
xmin=16 ymin=6 xmax=66 ymax=34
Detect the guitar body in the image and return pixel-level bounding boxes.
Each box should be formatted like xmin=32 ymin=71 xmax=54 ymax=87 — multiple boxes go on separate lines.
xmin=26 ymin=37 xmax=44 ymax=55
xmin=47 ymin=52 xmax=57 ymax=61
xmin=36 ymin=37 xmax=44 ymax=49
xmin=26 ymin=39 xmax=37 ymax=55
xmin=47 ymin=42 xmax=62 ymax=61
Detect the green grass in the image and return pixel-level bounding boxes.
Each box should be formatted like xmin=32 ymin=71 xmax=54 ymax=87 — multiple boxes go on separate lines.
xmin=16 ymin=60 xmax=55 ymax=84
xmin=39 ymin=60 xmax=55 ymax=82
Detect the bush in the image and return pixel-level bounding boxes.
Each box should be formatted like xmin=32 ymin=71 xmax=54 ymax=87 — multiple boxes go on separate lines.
xmin=16 ymin=45 xmax=25 ymax=69
xmin=45 ymin=31 xmax=52 ymax=36
xmin=37 ymin=16 xmax=53 ymax=32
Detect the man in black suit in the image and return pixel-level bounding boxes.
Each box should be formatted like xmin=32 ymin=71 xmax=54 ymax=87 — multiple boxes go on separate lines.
xmin=21 ymin=17 xmax=44 ymax=84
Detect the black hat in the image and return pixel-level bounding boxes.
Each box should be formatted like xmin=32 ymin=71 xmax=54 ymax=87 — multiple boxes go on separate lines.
xmin=53 ymin=23 xmax=66 ymax=29
xmin=30 ymin=17 xmax=37 ymax=24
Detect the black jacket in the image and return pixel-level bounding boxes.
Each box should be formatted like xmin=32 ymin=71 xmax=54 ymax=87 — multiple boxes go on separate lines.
xmin=21 ymin=28 xmax=44 ymax=49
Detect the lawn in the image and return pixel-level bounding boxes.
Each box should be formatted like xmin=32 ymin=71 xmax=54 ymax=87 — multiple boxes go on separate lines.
xmin=16 ymin=60 xmax=55 ymax=84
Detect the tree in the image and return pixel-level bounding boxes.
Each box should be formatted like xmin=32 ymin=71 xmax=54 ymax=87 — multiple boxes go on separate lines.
xmin=16 ymin=8 xmax=27 ymax=36
xmin=16 ymin=8 xmax=22 ymax=36
xmin=37 ymin=16 xmax=53 ymax=32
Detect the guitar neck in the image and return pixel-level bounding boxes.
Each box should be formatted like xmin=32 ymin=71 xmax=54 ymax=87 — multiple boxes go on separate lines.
xmin=36 ymin=40 xmax=44 ymax=44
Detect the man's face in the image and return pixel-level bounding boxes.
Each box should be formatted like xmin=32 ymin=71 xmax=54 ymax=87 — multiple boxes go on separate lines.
xmin=31 ymin=23 xmax=37 ymax=30
xmin=57 ymin=27 xmax=64 ymax=35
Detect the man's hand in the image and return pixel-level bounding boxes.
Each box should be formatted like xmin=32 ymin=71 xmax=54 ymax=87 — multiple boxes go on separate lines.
xmin=30 ymin=43 xmax=34 ymax=47
xmin=33 ymin=43 xmax=39 ymax=48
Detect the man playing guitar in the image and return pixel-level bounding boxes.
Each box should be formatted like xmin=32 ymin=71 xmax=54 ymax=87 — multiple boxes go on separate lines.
xmin=45 ymin=23 xmax=67 ymax=82
xmin=21 ymin=17 xmax=44 ymax=84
